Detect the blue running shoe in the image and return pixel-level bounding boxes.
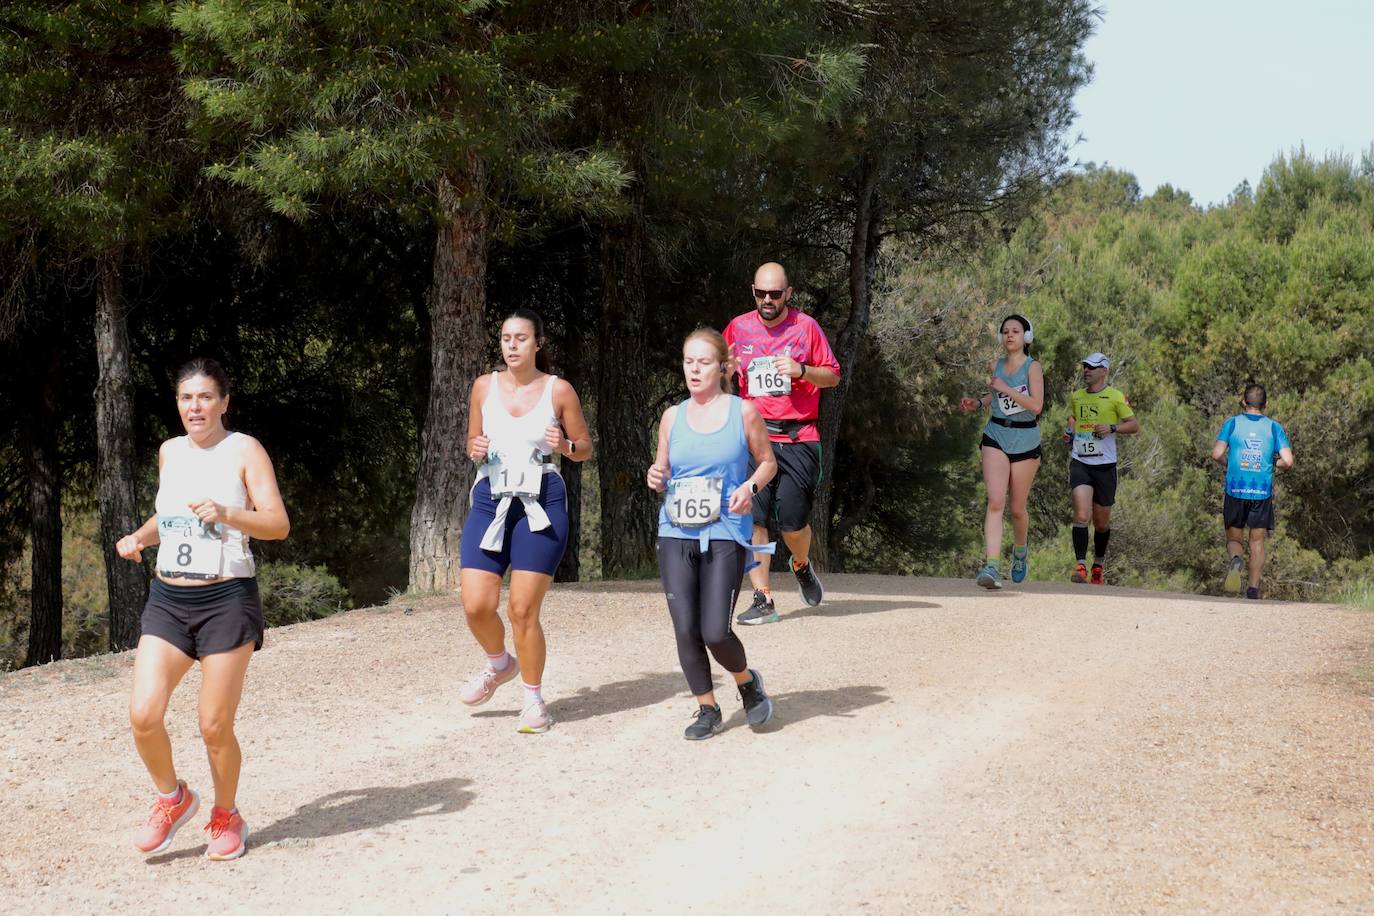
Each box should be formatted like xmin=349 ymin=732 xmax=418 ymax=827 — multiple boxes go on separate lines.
xmin=975 ymin=562 xmax=1003 ymax=590
xmin=1011 ymin=546 xmax=1029 ymax=583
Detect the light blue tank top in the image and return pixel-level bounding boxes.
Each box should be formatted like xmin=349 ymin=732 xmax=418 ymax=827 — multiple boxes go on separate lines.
xmin=983 ymin=356 xmax=1041 ymax=454
xmin=657 ymin=397 xmax=775 ymax=563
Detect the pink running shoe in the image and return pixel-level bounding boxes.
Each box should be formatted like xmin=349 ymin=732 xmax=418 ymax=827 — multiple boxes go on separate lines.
xmin=518 ymin=698 xmax=553 ymax=734
xmin=459 ymin=657 xmax=519 ymax=707
xmin=204 ymin=806 xmax=248 ymax=861
xmin=134 ymin=781 xmax=200 ymax=854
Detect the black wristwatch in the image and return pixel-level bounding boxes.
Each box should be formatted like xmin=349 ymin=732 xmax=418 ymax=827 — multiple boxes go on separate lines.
xmin=749 ymin=480 xmax=759 ymax=495
xmin=797 ymin=360 xmax=807 ymax=379
xmin=1109 ymin=424 xmax=1117 ymax=434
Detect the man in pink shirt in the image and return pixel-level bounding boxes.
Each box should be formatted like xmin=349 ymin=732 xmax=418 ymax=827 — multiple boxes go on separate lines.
xmin=724 ymin=262 xmax=841 ymax=623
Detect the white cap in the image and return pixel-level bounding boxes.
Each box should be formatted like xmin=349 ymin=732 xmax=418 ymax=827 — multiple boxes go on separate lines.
xmin=1082 ymin=352 xmax=1109 ymax=368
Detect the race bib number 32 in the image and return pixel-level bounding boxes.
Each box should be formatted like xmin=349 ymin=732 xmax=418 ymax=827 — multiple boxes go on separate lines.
xmin=666 ymin=476 xmax=723 ymax=527
xmin=157 ymin=515 xmax=225 ymax=579
xmin=998 ymin=384 xmax=1030 ymax=417
xmin=747 ymin=357 xmax=791 ymax=397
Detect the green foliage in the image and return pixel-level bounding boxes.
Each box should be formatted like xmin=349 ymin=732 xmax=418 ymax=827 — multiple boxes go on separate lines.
xmin=172 ymin=0 xmax=632 ymax=226
xmin=256 ymin=561 xmax=353 ymax=628
xmin=872 ymin=154 xmax=1374 ymax=601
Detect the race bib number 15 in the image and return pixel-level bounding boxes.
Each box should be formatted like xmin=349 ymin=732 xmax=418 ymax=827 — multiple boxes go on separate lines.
xmin=747 ymin=357 xmax=791 ymax=397
xmin=157 ymin=515 xmax=224 ymax=579
xmin=1073 ymin=432 xmax=1103 ymax=458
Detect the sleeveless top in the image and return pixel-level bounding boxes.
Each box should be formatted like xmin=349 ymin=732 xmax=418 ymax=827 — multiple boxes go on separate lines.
xmin=983 ymin=356 xmax=1042 ymax=454
xmin=154 ymin=432 xmax=255 ymax=579
xmin=471 ymin=372 xmax=561 ymax=552
xmin=657 ymin=395 xmax=775 ymax=561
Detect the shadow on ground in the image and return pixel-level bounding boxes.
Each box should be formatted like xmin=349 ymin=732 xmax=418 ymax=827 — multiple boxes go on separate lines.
xmin=783 ymin=599 xmax=939 ymax=621
xmin=472 ymin=671 xmax=687 ymax=723
xmin=722 ymin=684 xmax=888 ymax=732
xmin=147 ymin=777 xmax=475 ymax=864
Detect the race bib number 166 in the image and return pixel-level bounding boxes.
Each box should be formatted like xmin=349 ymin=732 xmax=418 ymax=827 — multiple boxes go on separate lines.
xmin=747 ymin=357 xmax=791 ymax=397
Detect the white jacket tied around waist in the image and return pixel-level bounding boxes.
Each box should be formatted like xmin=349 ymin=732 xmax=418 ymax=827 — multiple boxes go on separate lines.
xmin=154 ymin=431 xmax=256 ymax=578
xmin=472 ymin=372 xmax=560 ymax=552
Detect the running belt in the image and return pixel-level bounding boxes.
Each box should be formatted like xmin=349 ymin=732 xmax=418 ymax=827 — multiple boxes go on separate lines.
xmin=989 ymin=416 xmax=1038 ymax=429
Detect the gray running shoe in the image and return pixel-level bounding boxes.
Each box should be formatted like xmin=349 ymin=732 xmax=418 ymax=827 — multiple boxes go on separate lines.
xmin=793 ymin=561 xmax=824 ymax=607
xmin=1223 ymin=556 xmax=1244 ymax=594
xmin=975 ymin=562 xmax=1003 ymax=590
xmin=737 ymin=589 xmax=778 ymax=626
xmin=738 ymin=668 xmax=774 ymax=729
xmin=684 ymin=704 xmax=723 ymax=741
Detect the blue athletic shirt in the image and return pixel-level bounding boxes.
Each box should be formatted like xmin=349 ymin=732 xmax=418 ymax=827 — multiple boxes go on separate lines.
xmin=1217 ymin=413 xmax=1291 ymax=500
xmin=657 ymin=396 xmax=775 ymax=561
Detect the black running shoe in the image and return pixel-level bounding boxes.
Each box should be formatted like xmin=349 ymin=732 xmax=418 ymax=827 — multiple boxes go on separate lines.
xmin=1245 ymin=586 xmax=1260 ymax=600
xmin=684 ymin=704 xmax=723 ymax=741
xmin=793 ymin=561 xmax=824 ymax=607
xmin=736 ymin=589 xmax=778 ymax=626
xmin=738 ymin=669 xmax=775 ymax=729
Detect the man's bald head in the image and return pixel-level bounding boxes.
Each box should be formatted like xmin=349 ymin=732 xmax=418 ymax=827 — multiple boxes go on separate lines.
xmin=754 ymin=262 xmax=788 ymax=289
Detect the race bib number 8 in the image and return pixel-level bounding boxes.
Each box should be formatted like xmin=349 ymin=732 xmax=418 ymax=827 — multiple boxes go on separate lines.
xmin=747 ymin=357 xmax=791 ymax=397
xmin=1073 ymin=432 xmax=1104 ymax=458
xmin=157 ymin=515 xmax=224 ymax=579
xmin=489 ymin=459 xmax=543 ymax=498
xmin=666 ymin=476 xmax=723 ymax=527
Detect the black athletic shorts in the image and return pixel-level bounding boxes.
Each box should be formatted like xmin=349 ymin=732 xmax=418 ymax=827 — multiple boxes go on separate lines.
xmin=749 ymin=440 xmax=821 ymax=533
xmin=1223 ymin=495 xmax=1274 ymax=531
xmin=141 ymin=577 xmax=264 ymax=659
xmin=980 ymin=434 xmax=1042 ymax=463
xmin=1069 ymin=459 xmax=1118 ymax=507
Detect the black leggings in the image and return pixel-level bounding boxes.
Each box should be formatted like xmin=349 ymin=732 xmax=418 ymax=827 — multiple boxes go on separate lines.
xmin=657 ymin=537 xmax=748 ymax=696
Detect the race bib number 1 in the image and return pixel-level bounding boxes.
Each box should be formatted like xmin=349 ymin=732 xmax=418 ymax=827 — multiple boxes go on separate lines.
xmin=666 ymin=476 xmax=723 ymax=527
xmin=489 ymin=459 xmax=543 ymax=498
xmin=157 ymin=515 xmax=225 ymax=579
xmin=747 ymin=357 xmax=791 ymax=397
xmin=1073 ymin=431 xmax=1104 ymax=458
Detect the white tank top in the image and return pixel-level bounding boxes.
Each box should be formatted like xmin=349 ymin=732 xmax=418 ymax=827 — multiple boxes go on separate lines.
xmin=481 ymin=372 xmax=557 ymax=464
xmin=154 ymin=432 xmax=256 ymax=579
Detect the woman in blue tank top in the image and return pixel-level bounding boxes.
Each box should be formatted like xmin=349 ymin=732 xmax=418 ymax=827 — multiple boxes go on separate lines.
xmin=958 ymin=314 xmax=1044 ymax=589
xmin=646 ymin=328 xmax=778 ymax=740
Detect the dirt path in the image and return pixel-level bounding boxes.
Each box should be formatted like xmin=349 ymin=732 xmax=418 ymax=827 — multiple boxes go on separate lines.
xmin=3 ymin=575 xmax=1373 ymax=913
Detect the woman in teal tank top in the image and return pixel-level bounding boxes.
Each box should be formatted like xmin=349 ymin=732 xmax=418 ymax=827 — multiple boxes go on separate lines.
xmin=647 ymin=329 xmax=778 ymax=740
xmin=958 ymin=314 xmax=1044 ymax=589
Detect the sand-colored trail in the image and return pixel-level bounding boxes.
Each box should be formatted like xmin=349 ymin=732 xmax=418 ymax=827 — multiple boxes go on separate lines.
xmin=3 ymin=575 xmax=1373 ymax=912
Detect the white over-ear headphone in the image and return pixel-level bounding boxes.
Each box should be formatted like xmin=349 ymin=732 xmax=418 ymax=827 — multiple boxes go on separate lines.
xmin=1001 ymin=314 xmax=1033 ymax=344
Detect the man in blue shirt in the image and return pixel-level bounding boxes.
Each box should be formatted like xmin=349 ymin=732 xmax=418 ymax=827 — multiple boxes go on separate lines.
xmin=1210 ymin=384 xmax=1294 ymax=599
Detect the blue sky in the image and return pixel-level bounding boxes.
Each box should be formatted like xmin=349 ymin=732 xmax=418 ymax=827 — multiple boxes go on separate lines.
xmin=1070 ymin=0 xmax=1371 ymax=206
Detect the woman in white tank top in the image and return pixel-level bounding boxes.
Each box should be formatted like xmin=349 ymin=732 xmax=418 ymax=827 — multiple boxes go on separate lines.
xmin=114 ymin=358 xmax=290 ymax=861
xmin=456 ymin=309 xmax=592 ymax=736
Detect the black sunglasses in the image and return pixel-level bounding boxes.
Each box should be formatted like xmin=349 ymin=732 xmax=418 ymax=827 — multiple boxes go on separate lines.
xmin=753 ymin=288 xmax=786 ymax=301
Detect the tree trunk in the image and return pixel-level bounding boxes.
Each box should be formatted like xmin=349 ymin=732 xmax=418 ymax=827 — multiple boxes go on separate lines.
xmin=24 ymin=334 xmax=62 ymax=666
xmin=815 ymin=157 xmax=883 ymax=571
xmin=95 ymin=247 xmax=147 ymax=651
xmin=595 ymin=204 xmax=657 ymax=578
xmin=554 ymin=319 xmax=586 ymax=583
xmin=408 ymin=162 xmax=490 ymax=592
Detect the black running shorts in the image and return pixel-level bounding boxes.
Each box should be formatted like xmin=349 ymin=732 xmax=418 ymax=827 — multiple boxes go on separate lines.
xmin=1223 ymin=495 xmax=1274 ymax=532
xmin=1069 ymin=458 xmax=1118 ymax=507
xmin=141 ymin=577 xmax=264 ymax=659
xmin=749 ymin=440 xmax=821 ymax=533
